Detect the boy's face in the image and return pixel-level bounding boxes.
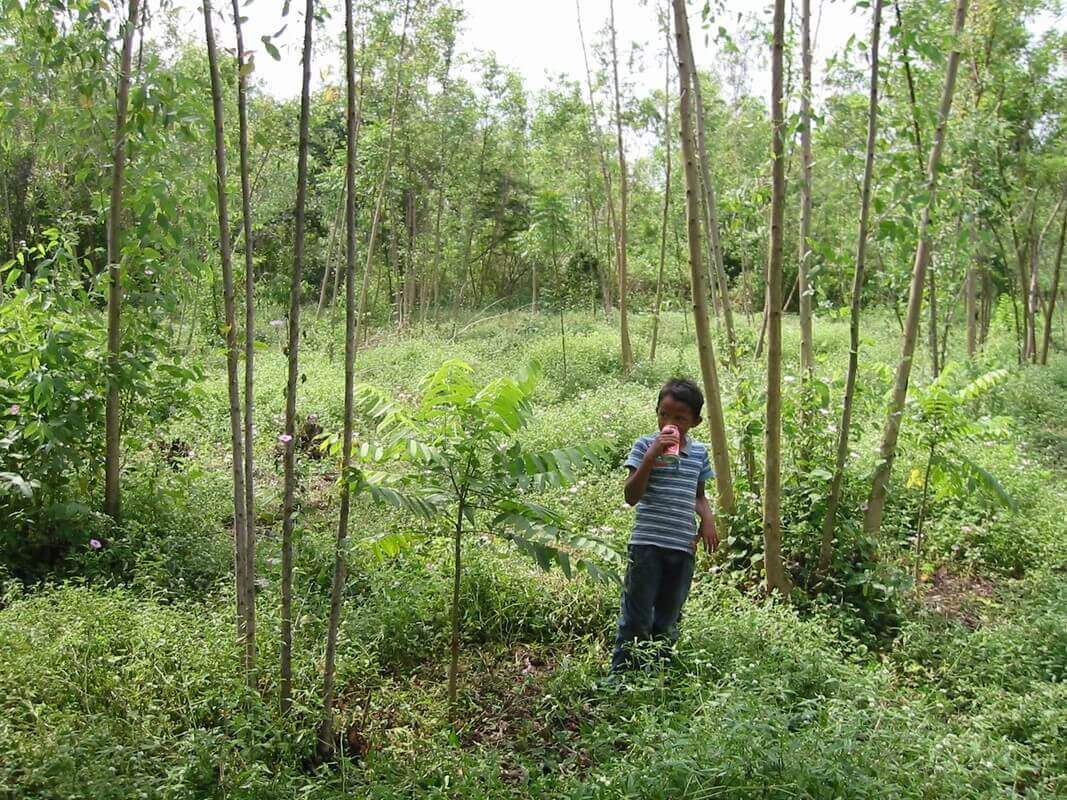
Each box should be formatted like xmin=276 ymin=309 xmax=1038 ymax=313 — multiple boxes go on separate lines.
xmin=656 ymin=393 xmax=701 ymax=439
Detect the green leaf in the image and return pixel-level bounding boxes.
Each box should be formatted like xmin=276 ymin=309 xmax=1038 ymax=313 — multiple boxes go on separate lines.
xmin=261 ymin=37 xmax=281 ymax=60
xmin=0 ymin=472 xmax=34 ymax=499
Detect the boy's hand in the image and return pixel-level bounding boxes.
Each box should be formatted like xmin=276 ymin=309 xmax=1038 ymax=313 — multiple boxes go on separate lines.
xmin=647 ymin=428 xmax=680 ymax=458
xmin=699 ymin=518 xmax=718 ymax=553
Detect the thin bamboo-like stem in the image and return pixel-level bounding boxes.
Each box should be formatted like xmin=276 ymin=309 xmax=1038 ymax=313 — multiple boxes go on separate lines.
xmin=280 ymin=0 xmax=316 ymax=714
xmin=818 ymin=0 xmax=882 ymax=574
xmin=104 ymin=0 xmax=142 ymax=520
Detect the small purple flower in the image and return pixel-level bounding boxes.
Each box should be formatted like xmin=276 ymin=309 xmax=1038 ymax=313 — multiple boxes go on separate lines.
xmin=7 ymin=404 xmax=19 ymax=415
xmin=145 ymin=268 xmax=154 ymax=276
xmin=278 ymin=433 xmax=293 ymax=444
xmin=89 ymin=538 xmax=102 ymax=550
xmin=269 ymin=319 xmax=286 ymax=328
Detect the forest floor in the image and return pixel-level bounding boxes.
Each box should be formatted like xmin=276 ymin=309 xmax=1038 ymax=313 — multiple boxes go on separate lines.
xmin=2 ymin=309 xmax=1066 ymax=799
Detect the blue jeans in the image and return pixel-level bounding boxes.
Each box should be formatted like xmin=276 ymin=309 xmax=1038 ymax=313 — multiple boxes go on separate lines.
xmin=611 ymin=544 xmax=696 ymax=672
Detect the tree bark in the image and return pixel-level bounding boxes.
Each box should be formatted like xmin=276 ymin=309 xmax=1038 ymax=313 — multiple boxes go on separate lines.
xmin=317 ymin=0 xmax=363 ymax=759
xmin=425 ymin=45 xmax=454 ymax=325
xmin=863 ymin=0 xmax=968 ymax=538
xmin=103 ymin=0 xmax=141 ymax=520
xmin=1040 ymin=187 xmax=1067 ymax=365
xmin=280 ymin=0 xmax=316 ymax=714
xmin=609 ymin=0 xmax=634 ymax=372
xmin=760 ymin=0 xmax=791 ymax=596
xmin=965 ymin=262 xmax=977 ymax=356
xmin=672 ymin=0 xmax=735 ymax=532
xmin=204 ymin=0 xmax=250 ymax=676
xmin=818 ymin=0 xmax=882 ymax=574
xmin=685 ymin=26 xmax=737 ymax=366
xmin=231 ymin=0 xmax=257 ymax=680
xmin=448 ymin=498 xmax=465 ymax=720
xmin=929 ymin=260 xmax=939 ymax=377
xmin=1025 ymin=192 xmax=1066 ymax=361
xmin=316 ymin=189 xmax=345 ymax=317
xmin=650 ymin=30 xmax=671 ymax=364
xmin=797 ymin=0 xmax=814 ymax=375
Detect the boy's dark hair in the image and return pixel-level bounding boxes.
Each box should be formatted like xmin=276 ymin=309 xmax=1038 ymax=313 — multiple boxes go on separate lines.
xmin=657 ymin=378 xmax=704 ymax=419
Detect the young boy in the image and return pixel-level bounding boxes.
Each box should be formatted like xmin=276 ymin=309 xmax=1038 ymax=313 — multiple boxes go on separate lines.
xmin=611 ymin=378 xmax=718 ymax=673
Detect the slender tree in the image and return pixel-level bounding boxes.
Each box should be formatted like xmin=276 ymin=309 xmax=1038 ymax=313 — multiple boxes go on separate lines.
xmin=317 ymin=0 xmax=364 ymax=760
xmin=1040 ymin=188 xmax=1067 ymax=366
xmin=966 ymin=257 xmax=978 ymax=356
xmin=280 ymin=0 xmax=315 ymax=714
xmin=863 ymin=0 xmax=969 ymax=538
xmin=103 ymin=0 xmax=142 ymax=520
xmin=649 ymin=20 xmax=671 ymax=364
xmin=819 ymin=0 xmax=883 ymax=573
xmin=797 ymin=0 xmax=814 ymax=374
xmin=203 ymin=0 xmax=250 ymax=668
xmin=609 ymin=0 xmax=634 ymax=372
xmin=685 ymin=19 xmax=737 ymax=366
xmin=761 ymin=0 xmax=791 ymax=595
xmin=576 ymin=0 xmax=619 ymax=315
xmin=1024 ymin=192 xmax=1066 ymax=361
xmin=425 ymin=34 xmax=455 ymax=325
xmin=672 ymin=0 xmax=735 ymax=530
xmin=231 ymin=0 xmax=257 ymax=679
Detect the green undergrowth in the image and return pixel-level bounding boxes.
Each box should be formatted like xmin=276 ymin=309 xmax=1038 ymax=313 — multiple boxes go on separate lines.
xmin=3 ymin=310 xmax=1067 ymax=798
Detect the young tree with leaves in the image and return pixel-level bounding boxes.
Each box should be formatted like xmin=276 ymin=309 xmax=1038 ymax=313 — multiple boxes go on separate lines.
xmin=863 ymin=0 xmax=969 ymax=539
xmin=353 ymin=361 xmax=612 ymax=719
xmin=103 ymin=0 xmax=141 ymax=520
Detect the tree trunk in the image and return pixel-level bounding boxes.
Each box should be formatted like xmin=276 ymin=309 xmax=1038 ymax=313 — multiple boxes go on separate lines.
xmin=965 ymin=263 xmax=977 ymax=356
xmin=103 ymin=0 xmax=141 ymax=520
xmin=316 ymin=189 xmax=345 ymax=317
xmin=609 ymin=0 xmax=634 ymax=372
xmin=204 ymin=0 xmax=250 ymax=678
xmin=1026 ymin=192 xmax=1066 ymax=361
xmin=672 ymin=0 xmax=735 ymax=532
xmin=928 ymin=261 xmax=939 ymax=377
xmin=231 ymin=0 xmax=258 ymax=680
xmin=317 ymin=0 xmax=363 ymax=758
xmin=448 ymin=500 xmax=464 ymax=720
xmin=1040 ymin=188 xmax=1067 ymax=365
xmin=426 ymin=46 xmax=454 ymax=326
xmin=818 ymin=0 xmax=882 ymax=574
xmin=280 ymin=0 xmax=316 ymax=714
xmin=577 ymin=0 xmax=621 ymax=320
xmin=650 ymin=32 xmax=671 ymax=364
xmin=863 ymin=0 xmax=968 ymax=538
xmin=759 ymin=0 xmax=791 ymax=596
xmin=686 ymin=31 xmax=737 ymax=366
xmin=797 ymin=0 xmax=814 ymax=375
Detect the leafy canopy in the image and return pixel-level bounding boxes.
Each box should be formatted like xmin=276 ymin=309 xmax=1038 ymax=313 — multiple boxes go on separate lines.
xmin=329 ymin=358 xmax=621 ymax=582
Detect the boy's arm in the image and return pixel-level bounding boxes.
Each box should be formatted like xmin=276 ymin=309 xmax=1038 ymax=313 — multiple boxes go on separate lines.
xmin=624 ymin=433 xmax=675 ymax=506
xmin=695 ymin=482 xmax=718 ymax=552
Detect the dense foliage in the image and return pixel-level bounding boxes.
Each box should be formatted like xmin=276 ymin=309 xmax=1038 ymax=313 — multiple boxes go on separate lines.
xmin=2 ymin=0 xmax=1066 ymax=796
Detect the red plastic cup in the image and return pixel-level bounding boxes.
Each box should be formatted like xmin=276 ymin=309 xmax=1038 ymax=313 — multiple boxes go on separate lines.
xmin=657 ymin=424 xmax=680 ymax=466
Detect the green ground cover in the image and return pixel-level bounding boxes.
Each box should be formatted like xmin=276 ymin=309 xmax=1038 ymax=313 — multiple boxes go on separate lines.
xmin=2 ymin=310 xmax=1065 ymax=799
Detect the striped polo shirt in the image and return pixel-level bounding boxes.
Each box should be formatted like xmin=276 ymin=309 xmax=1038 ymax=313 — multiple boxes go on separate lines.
xmin=624 ymin=433 xmax=714 ymax=553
